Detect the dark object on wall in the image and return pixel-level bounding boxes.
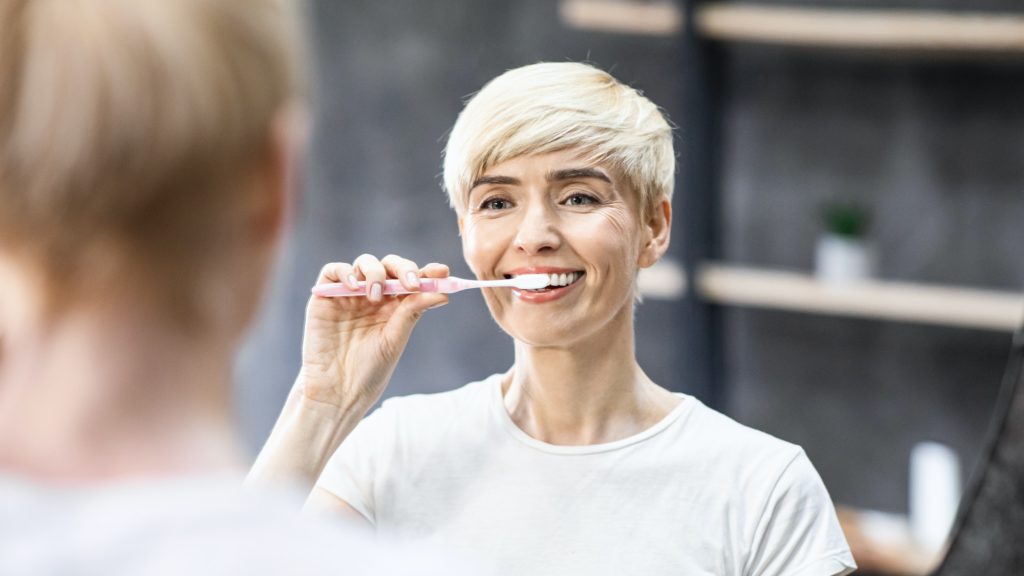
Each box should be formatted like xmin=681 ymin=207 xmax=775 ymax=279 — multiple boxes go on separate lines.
xmin=934 ymin=323 xmax=1024 ymax=575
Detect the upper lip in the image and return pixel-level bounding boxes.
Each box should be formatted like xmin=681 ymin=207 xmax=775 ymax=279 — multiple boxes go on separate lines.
xmin=503 ymin=266 xmax=585 ymax=278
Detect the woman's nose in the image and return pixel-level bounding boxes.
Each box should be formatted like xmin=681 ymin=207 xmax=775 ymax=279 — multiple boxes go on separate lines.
xmin=513 ymin=203 xmax=561 ymax=255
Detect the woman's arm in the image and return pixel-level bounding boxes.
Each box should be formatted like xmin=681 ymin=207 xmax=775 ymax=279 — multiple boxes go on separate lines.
xmin=246 ymin=377 xmax=369 ymax=494
xmin=245 ymin=255 xmax=449 ymax=495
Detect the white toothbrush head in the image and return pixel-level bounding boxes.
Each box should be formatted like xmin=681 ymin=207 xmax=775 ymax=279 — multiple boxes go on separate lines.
xmin=512 ymin=274 xmax=550 ymax=290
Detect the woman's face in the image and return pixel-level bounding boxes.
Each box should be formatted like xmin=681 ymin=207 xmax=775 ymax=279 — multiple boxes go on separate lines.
xmin=460 ymin=149 xmax=668 ymax=348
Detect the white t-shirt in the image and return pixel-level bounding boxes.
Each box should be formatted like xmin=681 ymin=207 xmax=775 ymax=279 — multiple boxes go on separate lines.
xmin=318 ymin=374 xmax=857 ymax=576
xmin=0 ymin=471 xmax=463 ymax=575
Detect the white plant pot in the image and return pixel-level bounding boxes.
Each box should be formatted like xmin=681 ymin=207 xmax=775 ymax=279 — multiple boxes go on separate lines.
xmin=815 ymin=234 xmax=874 ymax=284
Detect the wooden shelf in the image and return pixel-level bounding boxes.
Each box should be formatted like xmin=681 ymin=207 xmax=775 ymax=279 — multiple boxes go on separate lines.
xmin=638 ymin=258 xmax=688 ymax=300
xmin=696 ymin=3 xmax=1024 ymax=54
xmin=837 ymin=506 xmax=940 ymax=576
xmin=559 ymin=1 xmax=1024 ymax=53
xmin=696 ymin=263 xmax=1024 ymax=332
xmin=559 ymin=0 xmax=682 ymax=36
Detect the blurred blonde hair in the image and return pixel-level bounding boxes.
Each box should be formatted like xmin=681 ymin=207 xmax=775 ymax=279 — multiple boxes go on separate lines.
xmin=0 ymin=0 xmax=305 ymax=326
xmin=443 ymin=62 xmax=674 ymax=216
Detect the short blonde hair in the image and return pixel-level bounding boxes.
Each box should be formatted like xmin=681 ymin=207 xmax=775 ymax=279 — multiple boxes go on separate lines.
xmin=0 ymin=0 xmax=304 ymax=323
xmin=443 ymin=62 xmax=674 ymax=215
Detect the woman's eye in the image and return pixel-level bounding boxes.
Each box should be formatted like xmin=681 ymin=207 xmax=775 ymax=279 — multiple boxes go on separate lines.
xmin=564 ymin=193 xmax=598 ymax=206
xmin=480 ymin=197 xmax=512 ymax=211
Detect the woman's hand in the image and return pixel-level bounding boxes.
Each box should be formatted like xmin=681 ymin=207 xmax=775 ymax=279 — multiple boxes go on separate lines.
xmin=246 ymin=254 xmax=448 ymax=496
xmin=297 ymin=254 xmax=449 ymax=412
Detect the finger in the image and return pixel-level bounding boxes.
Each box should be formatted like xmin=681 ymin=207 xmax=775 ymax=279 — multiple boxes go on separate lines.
xmin=353 ymin=253 xmax=386 ymax=302
xmin=419 ymin=262 xmax=450 ymax=279
xmin=415 ymin=293 xmax=449 ymax=312
xmin=316 ymin=262 xmax=358 ymax=289
xmin=341 ymin=266 xmax=360 ymax=290
xmin=381 ymin=254 xmax=421 ymax=291
xmin=388 ymin=292 xmax=449 ymax=340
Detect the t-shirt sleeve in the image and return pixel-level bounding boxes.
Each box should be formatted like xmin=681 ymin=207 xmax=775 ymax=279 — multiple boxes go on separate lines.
xmin=314 ymin=405 xmax=391 ymax=525
xmin=745 ymin=449 xmax=857 ymax=576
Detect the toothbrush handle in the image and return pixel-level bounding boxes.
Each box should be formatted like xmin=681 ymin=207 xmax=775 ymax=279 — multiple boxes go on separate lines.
xmin=312 ymin=278 xmax=465 ymax=297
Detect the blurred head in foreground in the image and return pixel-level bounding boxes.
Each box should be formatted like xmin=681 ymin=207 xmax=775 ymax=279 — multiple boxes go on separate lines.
xmin=0 ymin=0 xmax=306 ymax=476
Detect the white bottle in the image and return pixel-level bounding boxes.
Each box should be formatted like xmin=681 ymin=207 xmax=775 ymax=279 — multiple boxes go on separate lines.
xmin=909 ymin=441 xmax=962 ymax=554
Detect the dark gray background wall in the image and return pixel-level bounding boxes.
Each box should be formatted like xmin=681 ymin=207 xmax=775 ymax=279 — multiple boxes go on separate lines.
xmin=235 ymin=0 xmax=1024 ymax=516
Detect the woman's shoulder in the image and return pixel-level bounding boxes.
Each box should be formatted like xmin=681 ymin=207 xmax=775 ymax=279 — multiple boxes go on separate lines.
xmin=675 ymin=397 xmax=805 ymax=471
xmin=369 ymin=373 xmax=502 ymax=432
xmin=348 ymin=374 xmax=504 ymax=461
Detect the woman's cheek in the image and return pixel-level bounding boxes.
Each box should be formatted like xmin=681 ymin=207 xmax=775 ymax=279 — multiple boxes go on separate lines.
xmin=462 ymin=220 xmax=500 ymax=275
xmin=602 ymin=207 xmax=636 ymax=237
xmin=598 ymin=210 xmax=644 ymax=278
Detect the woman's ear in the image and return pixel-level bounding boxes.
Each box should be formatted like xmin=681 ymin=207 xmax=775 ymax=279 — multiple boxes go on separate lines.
xmin=638 ymin=197 xmax=672 ymax=269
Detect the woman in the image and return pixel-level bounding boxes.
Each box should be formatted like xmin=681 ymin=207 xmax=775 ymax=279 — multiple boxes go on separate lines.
xmin=251 ymin=62 xmax=856 ymax=576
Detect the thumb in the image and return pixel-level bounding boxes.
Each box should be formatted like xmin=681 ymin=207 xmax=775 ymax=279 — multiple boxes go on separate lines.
xmin=383 ymin=292 xmax=449 ymax=344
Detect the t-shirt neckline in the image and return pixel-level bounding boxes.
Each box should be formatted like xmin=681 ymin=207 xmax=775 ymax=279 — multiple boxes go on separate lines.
xmin=488 ymin=373 xmax=695 ymax=455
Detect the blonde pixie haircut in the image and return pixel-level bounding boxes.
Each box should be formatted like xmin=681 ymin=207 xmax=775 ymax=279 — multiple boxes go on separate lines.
xmin=0 ymin=0 xmax=304 ymax=326
xmin=443 ymin=62 xmax=674 ymax=216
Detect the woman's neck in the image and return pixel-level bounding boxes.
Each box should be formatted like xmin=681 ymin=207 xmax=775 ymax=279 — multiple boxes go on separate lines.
xmin=504 ymin=305 xmax=680 ymax=445
xmin=0 ymin=304 xmax=245 ymax=482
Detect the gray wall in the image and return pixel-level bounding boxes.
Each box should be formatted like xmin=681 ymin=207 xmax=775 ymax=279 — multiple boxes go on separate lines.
xmin=235 ymin=0 xmax=1024 ymax=515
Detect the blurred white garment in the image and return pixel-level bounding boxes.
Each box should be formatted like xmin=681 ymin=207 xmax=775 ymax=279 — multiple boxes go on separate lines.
xmin=0 ymin=472 xmax=463 ymax=576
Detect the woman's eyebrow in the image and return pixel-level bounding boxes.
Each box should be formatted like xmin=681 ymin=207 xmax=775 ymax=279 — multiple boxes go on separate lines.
xmin=547 ymin=167 xmax=611 ymax=183
xmin=470 ymin=175 xmax=520 ymax=190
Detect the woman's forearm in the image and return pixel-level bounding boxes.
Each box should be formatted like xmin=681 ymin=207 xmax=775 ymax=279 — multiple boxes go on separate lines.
xmin=245 ymin=377 xmax=371 ymax=495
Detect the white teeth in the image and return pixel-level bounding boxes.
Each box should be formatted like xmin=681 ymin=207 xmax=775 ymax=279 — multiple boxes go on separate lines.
xmin=540 ymin=272 xmax=581 ymax=288
xmin=511 ymin=271 xmax=582 ymax=290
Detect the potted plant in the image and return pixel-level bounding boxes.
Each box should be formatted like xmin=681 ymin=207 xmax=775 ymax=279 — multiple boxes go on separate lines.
xmin=815 ymin=201 xmax=874 ymax=284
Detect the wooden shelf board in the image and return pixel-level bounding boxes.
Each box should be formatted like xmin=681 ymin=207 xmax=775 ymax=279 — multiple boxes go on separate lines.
xmin=837 ymin=506 xmax=940 ymax=576
xmin=697 ymin=3 xmax=1024 ymax=53
xmin=559 ymin=0 xmax=682 ymax=36
xmin=697 ymin=263 xmax=1024 ymax=332
xmin=558 ymin=1 xmax=1024 ymax=53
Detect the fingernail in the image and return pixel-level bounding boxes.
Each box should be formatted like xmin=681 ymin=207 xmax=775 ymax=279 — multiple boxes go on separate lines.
xmin=347 ymin=274 xmax=358 ymax=287
xmin=406 ymin=272 xmax=420 ymax=287
xmin=428 ymin=300 xmax=448 ymax=310
xmin=370 ymin=283 xmax=382 ymax=301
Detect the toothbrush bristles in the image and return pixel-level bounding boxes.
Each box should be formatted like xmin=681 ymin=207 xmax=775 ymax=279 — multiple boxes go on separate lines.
xmin=514 ymin=274 xmax=550 ymax=290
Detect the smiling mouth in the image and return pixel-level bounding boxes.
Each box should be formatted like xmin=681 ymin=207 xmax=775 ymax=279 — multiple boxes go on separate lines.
xmin=506 ymin=271 xmax=585 ymax=292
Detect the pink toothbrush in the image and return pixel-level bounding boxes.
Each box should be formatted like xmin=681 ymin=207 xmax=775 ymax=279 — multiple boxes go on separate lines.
xmin=312 ymin=274 xmax=550 ymax=297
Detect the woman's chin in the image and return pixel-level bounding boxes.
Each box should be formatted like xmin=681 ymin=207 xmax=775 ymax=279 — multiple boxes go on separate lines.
xmin=503 ymin=319 xmax=585 ymax=349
